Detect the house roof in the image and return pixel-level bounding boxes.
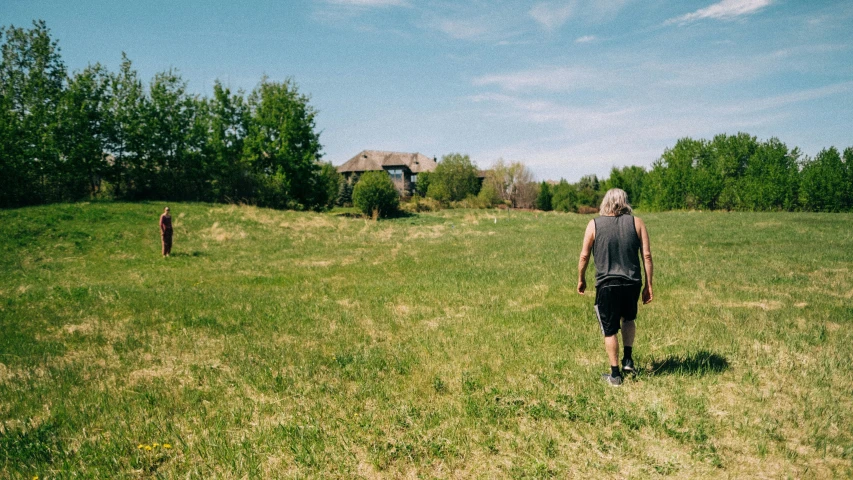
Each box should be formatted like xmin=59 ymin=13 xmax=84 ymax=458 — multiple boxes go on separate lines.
xmin=337 ymin=150 xmax=438 ymax=174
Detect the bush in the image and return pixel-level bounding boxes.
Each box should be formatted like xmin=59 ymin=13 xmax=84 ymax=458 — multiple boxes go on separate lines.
xmin=352 ymin=171 xmax=399 ymax=218
xmin=426 ymin=182 xmax=451 ymax=203
xmin=400 ymin=195 xmax=441 ymax=213
xmin=452 ymin=194 xmax=495 ymax=209
xmin=477 ymin=181 xmax=501 ymax=207
xmin=414 ymin=171 xmax=431 ymax=197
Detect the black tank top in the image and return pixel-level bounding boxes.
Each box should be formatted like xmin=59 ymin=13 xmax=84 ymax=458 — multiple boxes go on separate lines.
xmin=592 ymin=214 xmax=642 ymax=287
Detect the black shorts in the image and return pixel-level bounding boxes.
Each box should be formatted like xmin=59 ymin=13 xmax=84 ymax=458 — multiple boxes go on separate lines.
xmin=594 ymin=280 xmax=641 ymax=336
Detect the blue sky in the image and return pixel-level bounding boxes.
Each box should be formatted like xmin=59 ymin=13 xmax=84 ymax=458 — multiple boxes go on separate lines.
xmin=3 ymin=0 xmax=852 ymax=180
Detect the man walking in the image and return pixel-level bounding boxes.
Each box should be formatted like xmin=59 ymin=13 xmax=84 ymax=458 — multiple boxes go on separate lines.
xmin=577 ymin=189 xmax=653 ymax=386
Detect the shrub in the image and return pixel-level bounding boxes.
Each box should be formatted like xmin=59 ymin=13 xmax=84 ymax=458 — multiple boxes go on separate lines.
xmin=414 ymin=172 xmax=431 ymax=197
xmin=401 ymin=195 xmax=441 ymax=213
xmin=352 ymin=171 xmax=399 ymax=218
xmin=452 ymin=194 xmax=492 ymax=209
xmin=477 ymin=181 xmax=501 ymax=207
xmin=426 ymin=182 xmax=451 ymax=203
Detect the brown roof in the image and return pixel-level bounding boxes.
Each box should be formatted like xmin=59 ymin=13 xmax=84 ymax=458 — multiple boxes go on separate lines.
xmin=337 ymin=150 xmax=437 ymax=174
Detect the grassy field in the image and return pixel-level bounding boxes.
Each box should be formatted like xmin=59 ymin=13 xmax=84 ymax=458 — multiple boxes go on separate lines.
xmin=1 ymin=202 xmax=852 ymax=479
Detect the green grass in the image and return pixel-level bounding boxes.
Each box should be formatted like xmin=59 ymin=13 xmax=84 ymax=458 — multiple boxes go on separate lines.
xmin=1 ymin=202 xmax=852 ymax=478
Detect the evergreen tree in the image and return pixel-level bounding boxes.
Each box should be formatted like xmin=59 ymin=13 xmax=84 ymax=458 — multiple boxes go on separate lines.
xmin=536 ymin=181 xmax=552 ymax=211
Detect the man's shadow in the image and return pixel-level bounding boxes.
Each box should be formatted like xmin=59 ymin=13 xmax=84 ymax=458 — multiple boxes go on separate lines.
xmin=644 ymin=350 xmax=729 ymax=376
xmin=168 ymin=251 xmax=204 ymax=258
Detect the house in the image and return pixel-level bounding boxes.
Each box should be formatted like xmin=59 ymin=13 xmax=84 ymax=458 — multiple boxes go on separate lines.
xmin=337 ymin=150 xmax=438 ymax=194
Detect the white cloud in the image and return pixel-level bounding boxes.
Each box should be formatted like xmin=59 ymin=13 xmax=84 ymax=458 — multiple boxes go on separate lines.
xmin=434 ymin=18 xmax=489 ymax=40
xmin=470 ymin=92 xmax=636 ymax=131
xmin=575 ymin=35 xmax=596 ymax=43
xmin=716 ymin=81 xmax=853 ymax=114
xmin=666 ymin=0 xmax=772 ymax=25
xmin=473 ymin=66 xmax=611 ymax=92
xmin=529 ymin=1 xmax=578 ymax=31
xmin=529 ymin=1 xmax=632 ymax=30
xmin=324 ymin=0 xmax=407 ymax=6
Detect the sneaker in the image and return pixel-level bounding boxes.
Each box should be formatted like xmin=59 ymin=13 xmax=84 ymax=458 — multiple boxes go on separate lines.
xmin=621 ymin=358 xmax=635 ymax=374
xmin=601 ymin=373 xmax=623 ymax=386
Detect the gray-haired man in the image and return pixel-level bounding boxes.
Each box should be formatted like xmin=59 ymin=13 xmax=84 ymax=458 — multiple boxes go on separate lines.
xmin=577 ymin=189 xmax=654 ymax=386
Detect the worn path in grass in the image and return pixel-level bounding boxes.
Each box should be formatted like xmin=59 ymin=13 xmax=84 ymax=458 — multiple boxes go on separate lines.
xmin=1 ymin=202 xmax=852 ymax=478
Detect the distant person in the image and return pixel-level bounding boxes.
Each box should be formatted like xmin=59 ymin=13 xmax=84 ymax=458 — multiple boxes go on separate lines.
xmin=577 ymin=189 xmax=654 ymax=386
xmin=159 ymin=207 xmax=173 ymax=257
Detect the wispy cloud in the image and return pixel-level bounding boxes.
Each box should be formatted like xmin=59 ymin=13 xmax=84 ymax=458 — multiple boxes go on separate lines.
xmin=529 ymin=1 xmax=632 ymax=30
xmin=472 ymin=42 xmax=835 ymax=93
xmin=716 ymin=81 xmax=853 ymax=114
xmin=470 ymin=92 xmax=636 ymax=131
xmin=666 ymin=0 xmax=772 ymax=25
xmin=434 ymin=18 xmax=489 ymax=40
xmin=473 ymin=66 xmax=613 ymax=92
xmin=529 ymin=1 xmax=577 ymax=31
xmin=324 ymin=0 xmax=408 ymax=6
xmin=575 ymin=35 xmax=596 ymax=43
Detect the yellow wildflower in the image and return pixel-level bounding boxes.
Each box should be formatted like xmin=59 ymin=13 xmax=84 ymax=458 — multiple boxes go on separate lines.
xmin=144 ymin=445 xmax=153 ymax=451
xmin=152 ymin=443 xmax=159 ymax=447
xmin=137 ymin=444 xmax=144 ymax=449
xmin=163 ymin=444 xmax=172 ymax=449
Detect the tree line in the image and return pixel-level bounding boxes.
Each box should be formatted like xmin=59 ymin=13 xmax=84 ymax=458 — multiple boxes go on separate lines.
xmin=536 ymin=133 xmax=853 ymax=213
xmin=3 ymin=22 xmax=851 ymax=214
xmin=1 ymin=21 xmax=340 ymax=210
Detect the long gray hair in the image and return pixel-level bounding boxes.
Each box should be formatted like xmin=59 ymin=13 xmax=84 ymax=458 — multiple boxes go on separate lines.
xmin=599 ymin=188 xmax=633 ymax=216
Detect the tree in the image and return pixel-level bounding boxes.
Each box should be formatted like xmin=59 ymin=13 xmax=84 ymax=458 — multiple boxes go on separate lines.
xmin=576 ymin=174 xmax=601 ymax=209
xmin=799 ymin=147 xmax=848 ymax=212
xmin=845 ymin=147 xmax=853 ymax=208
xmin=337 ymin=178 xmax=353 ymax=206
xmin=426 ymin=153 xmax=479 ymax=202
xmin=738 ymin=138 xmax=799 ymax=211
xmin=476 ymin=179 xmax=501 ymax=206
xmin=536 ymin=181 xmax=552 ymax=211
xmin=315 ymin=162 xmax=342 ymax=210
xmin=551 ymin=180 xmax=578 ymax=212
xmin=352 ymin=171 xmax=399 ymax=218
xmin=146 ymin=69 xmax=204 ymax=200
xmin=55 ymin=64 xmax=111 ymax=199
xmin=414 ymin=171 xmax=431 ymax=197
xmin=603 ymin=166 xmax=646 ymax=207
xmin=488 ymin=159 xmax=535 ymax=207
xmin=103 ymin=53 xmax=148 ymax=199
xmin=244 ymin=77 xmax=323 ymax=209
xmin=0 ymin=20 xmax=66 ymax=207
xmin=204 ymin=81 xmax=250 ymax=202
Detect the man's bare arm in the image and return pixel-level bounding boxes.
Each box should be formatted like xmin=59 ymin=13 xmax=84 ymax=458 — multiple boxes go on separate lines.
xmin=577 ymin=219 xmax=595 ymax=295
xmin=635 ymin=217 xmax=654 ymax=304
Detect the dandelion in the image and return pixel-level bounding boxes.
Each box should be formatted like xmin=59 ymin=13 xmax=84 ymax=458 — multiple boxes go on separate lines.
xmin=152 ymin=443 xmax=160 ymax=447
xmin=144 ymin=445 xmax=153 ymax=451
xmin=163 ymin=443 xmax=172 ymax=449
xmin=137 ymin=444 xmax=144 ymax=449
